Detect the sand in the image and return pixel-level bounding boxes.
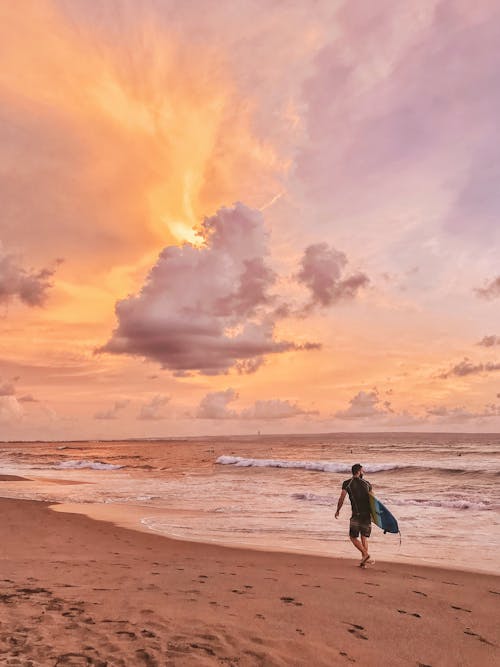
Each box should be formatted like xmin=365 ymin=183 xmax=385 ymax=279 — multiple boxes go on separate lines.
xmin=0 ymin=498 xmax=498 ymax=666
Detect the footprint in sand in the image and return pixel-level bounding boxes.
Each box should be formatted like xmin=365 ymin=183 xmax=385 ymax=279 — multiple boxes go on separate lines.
xmin=116 ymin=630 xmax=137 ymax=639
xmin=345 ymin=623 xmax=368 ymax=641
xmin=141 ymin=629 xmax=157 ymax=638
xmin=280 ymin=596 xmax=303 ymax=606
xmin=413 ymin=591 xmax=427 ymax=597
xmin=463 ymin=629 xmax=495 ymax=646
xmin=135 ymin=648 xmax=158 ymax=666
xmin=397 ymin=609 xmax=421 ymax=618
xmin=451 ymin=605 xmax=471 ymax=612
xmin=339 ymin=650 xmax=356 ymax=663
xmin=355 ymin=591 xmax=373 ymax=598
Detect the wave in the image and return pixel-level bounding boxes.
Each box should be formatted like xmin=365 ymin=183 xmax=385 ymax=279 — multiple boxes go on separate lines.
xmin=291 ymin=492 xmax=499 ymax=511
xmin=54 ymin=460 xmax=124 ymax=471
xmin=216 ymin=455 xmax=499 ymax=475
xmin=216 ymin=456 xmax=397 ymax=473
xmin=390 ymin=497 xmax=499 ymax=511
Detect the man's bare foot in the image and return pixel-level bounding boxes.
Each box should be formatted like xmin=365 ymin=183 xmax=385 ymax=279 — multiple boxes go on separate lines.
xmin=360 ymin=554 xmax=371 ymax=567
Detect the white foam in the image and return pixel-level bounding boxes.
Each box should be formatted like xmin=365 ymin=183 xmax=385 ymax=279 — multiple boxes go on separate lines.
xmin=54 ymin=460 xmax=123 ymax=471
xmin=216 ymin=455 xmax=500 ymax=475
xmin=216 ymin=456 xmax=398 ymax=473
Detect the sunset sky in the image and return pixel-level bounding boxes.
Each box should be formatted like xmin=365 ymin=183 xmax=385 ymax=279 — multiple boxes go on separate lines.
xmin=1 ymin=0 xmax=500 ymax=439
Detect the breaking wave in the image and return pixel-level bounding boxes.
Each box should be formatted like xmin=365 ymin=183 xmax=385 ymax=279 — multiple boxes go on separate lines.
xmin=216 ymin=455 xmax=499 ymax=475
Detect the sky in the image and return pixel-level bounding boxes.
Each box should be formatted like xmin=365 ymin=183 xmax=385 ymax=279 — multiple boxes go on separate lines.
xmin=1 ymin=0 xmax=500 ymax=440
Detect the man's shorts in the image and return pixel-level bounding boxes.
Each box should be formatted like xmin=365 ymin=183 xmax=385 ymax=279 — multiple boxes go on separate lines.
xmin=349 ymin=514 xmax=372 ymax=538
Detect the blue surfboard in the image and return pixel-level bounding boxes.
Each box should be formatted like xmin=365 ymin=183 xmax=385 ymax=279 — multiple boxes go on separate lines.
xmin=369 ymin=494 xmax=399 ymax=534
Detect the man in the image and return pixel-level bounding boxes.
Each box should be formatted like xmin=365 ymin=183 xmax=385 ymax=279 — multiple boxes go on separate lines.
xmin=335 ymin=463 xmax=374 ymax=567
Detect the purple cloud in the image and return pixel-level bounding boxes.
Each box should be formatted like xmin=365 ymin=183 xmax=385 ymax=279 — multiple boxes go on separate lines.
xmin=100 ymin=203 xmax=317 ymax=375
xmin=474 ymin=276 xmax=500 ymax=300
xmin=477 ymin=335 xmax=500 ymax=347
xmin=296 ymin=243 xmax=369 ymax=309
xmin=439 ymin=357 xmax=500 ymax=379
xmin=0 ymin=246 xmax=56 ymax=307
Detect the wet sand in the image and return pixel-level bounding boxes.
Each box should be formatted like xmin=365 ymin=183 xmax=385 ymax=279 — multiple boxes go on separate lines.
xmin=0 ymin=497 xmax=498 ymax=666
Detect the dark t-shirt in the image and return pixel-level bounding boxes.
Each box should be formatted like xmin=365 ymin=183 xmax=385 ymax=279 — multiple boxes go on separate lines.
xmin=342 ymin=477 xmax=372 ymax=517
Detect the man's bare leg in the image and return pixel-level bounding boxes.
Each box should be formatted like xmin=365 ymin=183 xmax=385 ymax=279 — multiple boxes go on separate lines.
xmin=350 ymin=536 xmax=368 ymax=558
xmin=361 ymin=535 xmax=369 ymax=558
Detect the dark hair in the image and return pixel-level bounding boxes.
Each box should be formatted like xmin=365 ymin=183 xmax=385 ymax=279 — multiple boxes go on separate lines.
xmin=352 ymin=463 xmax=362 ymax=476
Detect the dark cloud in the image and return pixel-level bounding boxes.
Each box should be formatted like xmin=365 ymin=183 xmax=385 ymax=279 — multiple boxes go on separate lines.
xmin=439 ymin=357 xmax=500 ymax=379
xmin=0 ymin=246 xmax=56 ymax=307
xmin=100 ymin=203 xmax=319 ymax=375
xmin=477 ymin=335 xmax=500 ymax=347
xmin=296 ymin=243 xmax=369 ymax=309
xmin=474 ymin=276 xmax=500 ymax=300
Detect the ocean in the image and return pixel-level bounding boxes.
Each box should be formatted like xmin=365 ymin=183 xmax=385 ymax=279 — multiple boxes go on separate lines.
xmin=0 ymin=433 xmax=498 ymax=574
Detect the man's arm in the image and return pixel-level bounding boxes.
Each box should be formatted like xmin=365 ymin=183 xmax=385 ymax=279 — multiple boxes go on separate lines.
xmin=335 ymin=489 xmax=347 ymax=519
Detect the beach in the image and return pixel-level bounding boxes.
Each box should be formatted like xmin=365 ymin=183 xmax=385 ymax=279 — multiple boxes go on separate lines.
xmin=0 ymin=495 xmax=498 ymax=666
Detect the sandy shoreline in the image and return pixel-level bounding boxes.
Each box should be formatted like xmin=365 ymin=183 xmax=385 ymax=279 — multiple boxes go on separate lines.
xmin=0 ymin=498 xmax=498 ymax=666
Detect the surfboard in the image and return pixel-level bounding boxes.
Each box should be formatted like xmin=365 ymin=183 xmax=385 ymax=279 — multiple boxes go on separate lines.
xmin=369 ymin=493 xmax=399 ymax=534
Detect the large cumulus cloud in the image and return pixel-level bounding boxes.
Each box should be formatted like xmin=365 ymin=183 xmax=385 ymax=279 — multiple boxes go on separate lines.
xmin=100 ymin=203 xmax=322 ymax=375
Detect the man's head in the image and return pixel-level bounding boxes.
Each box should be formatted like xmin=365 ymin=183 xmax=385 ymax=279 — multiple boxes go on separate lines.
xmin=352 ymin=463 xmax=363 ymax=477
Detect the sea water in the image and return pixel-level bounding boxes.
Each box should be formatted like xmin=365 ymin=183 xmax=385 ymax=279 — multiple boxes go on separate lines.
xmin=0 ymin=433 xmax=498 ymax=574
